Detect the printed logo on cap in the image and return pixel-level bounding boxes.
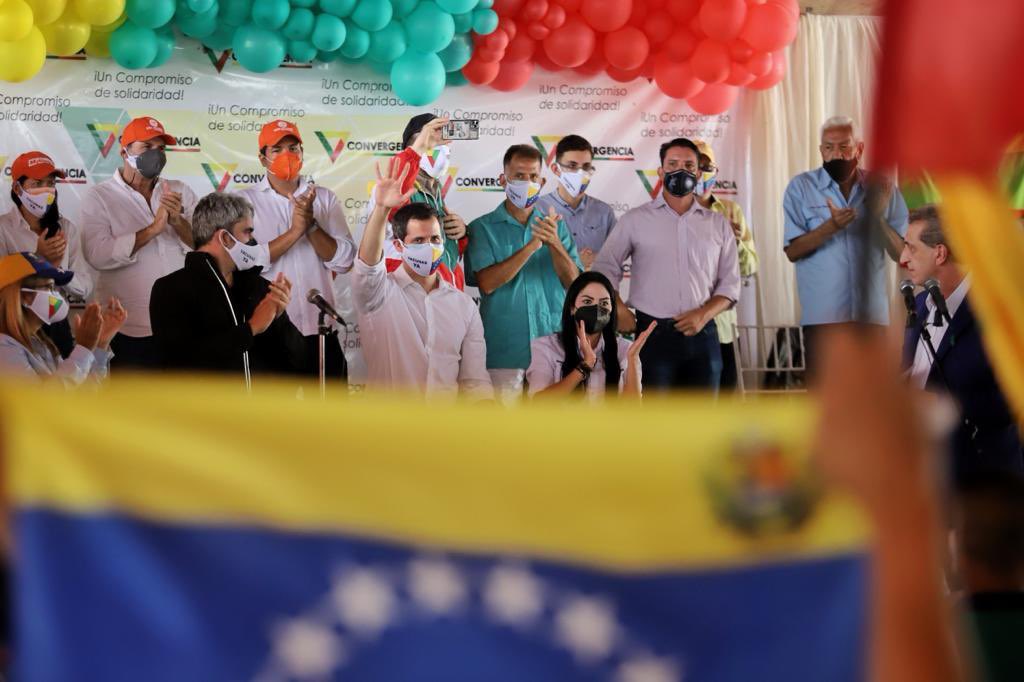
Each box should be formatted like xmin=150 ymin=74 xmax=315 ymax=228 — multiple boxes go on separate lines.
xmin=277 ymin=121 xmax=290 ymax=129
xmin=148 ymin=119 xmax=160 ymax=129
xmin=26 ymin=157 xmax=50 ymax=168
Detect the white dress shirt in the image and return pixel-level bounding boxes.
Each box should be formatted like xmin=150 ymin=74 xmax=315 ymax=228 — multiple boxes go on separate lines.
xmin=0 ymin=208 xmax=94 ymax=300
xmin=909 ymin=277 xmax=970 ymax=389
xmin=526 ymin=333 xmax=638 ymax=399
xmin=79 ymin=171 xmax=197 ymax=337
xmin=240 ymin=177 xmax=356 ymax=336
xmin=352 ymin=256 xmax=492 ymax=400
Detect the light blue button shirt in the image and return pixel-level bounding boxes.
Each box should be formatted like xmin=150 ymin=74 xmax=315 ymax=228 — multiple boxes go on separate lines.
xmin=783 ymin=167 xmax=909 ymax=326
xmin=534 ymin=192 xmax=617 ymax=255
xmin=467 ymin=202 xmax=582 ymax=370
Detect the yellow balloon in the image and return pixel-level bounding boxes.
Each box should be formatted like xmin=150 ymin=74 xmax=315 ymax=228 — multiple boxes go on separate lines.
xmin=0 ymin=0 xmax=34 ymax=42
xmin=91 ymin=9 xmax=126 ymax=33
xmin=26 ymin=0 xmax=68 ymax=25
xmin=84 ymin=28 xmax=110 ymax=57
xmin=0 ymin=26 xmax=47 ymax=82
xmin=72 ymin=0 xmax=124 ymax=26
xmin=40 ymin=8 xmax=91 ymax=56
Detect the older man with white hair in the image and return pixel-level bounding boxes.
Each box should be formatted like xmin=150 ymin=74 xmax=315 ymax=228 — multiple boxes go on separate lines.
xmin=782 ymin=116 xmax=909 ymax=374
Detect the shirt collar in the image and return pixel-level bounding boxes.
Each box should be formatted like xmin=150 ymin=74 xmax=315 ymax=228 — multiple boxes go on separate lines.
xmin=652 ymin=192 xmax=711 ymax=217
xmin=495 ymin=200 xmax=533 ymax=227
xmin=925 ymin=275 xmax=970 ymax=319
xmin=114 ymin=168 xmax=164 ymax=195
xmin=549 ymin=190 xmax=588 ymax=214
xmin=256 ymin=175 xmax=311 ymax=198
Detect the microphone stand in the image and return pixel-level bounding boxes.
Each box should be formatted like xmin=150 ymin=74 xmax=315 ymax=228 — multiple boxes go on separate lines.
xmin=318 ymin=310 xmax=328 ymax=400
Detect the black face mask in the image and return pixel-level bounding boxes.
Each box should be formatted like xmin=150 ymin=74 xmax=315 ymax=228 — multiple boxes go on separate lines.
xmin=823 ymin=157 xmax=858 ymax=184
xmin=573 ymin=304 xmax=611 ymax=334
xmin=663 ymin=168 xmax=698 ymax=197
xmin=130 ymin=148 xmax=167 ymax=179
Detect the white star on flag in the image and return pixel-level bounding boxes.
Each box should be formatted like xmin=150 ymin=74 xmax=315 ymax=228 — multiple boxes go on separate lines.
xmin=483 ymin=564 xmax=544 ymax=627
xmin=554 ymin=595 xmax=619 ymax=662
xmin=331 ymin=568 xmax=397 ymax=637
xmin=272 ymin=618 xmax=345 ymax=678
xmin=408 ymin=557 xmax=468 ymax=615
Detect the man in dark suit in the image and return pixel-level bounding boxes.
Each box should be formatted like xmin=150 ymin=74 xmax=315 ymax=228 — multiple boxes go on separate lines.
xmin=900 ymin=205 xmax=1023 ymax=481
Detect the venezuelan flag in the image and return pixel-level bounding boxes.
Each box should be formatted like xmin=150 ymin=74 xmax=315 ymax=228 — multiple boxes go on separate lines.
xmin=3 ymin=378 xmax=867 ymax=682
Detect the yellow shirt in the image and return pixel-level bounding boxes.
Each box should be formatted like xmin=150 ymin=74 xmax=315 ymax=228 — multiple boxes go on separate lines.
xmin=707 ymin=196 xmax=758 ymax=344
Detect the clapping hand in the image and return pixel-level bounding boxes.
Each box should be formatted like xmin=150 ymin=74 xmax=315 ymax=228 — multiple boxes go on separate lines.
xmin=575 ymin=319 xmax=598 ymax=370
xmin=266 ymin=272 xmax=291 ymax=316
xmin=627 ymin=321 xmax=656 ymax=362
xmin=826 ymin=198 xmax=856 ymax=230
xmin=36 ymin=230 xmax=67 ymax=267
xmin=159 ymin=190 xmax=185 ymax=227
xmin=97 ymin=298 xmax=127 ymax=349
xmin=530 ymin=207 xmax=561 ymax=247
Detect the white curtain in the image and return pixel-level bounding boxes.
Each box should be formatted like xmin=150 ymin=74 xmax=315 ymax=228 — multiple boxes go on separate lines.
xmin=745 ymin=14 xmax=882 ymax=327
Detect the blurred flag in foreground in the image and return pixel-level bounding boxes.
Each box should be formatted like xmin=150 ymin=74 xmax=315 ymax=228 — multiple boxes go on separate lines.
xmin=3 ymin=378 xmax=867 ymax=682
xmin=873 ymin=0 xmax=1024 ymax=422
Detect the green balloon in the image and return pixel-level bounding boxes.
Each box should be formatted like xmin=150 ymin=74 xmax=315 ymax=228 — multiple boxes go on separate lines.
xmin=202 ymin=24 xmax=236 ymax=50
xmin=188 ymin=0 xmax=216 ymax=11
xmin=283 ymin=8 xmax=315 ymax=40
xmin=149 ymin=27 xmax=177 ymax=67
xmin=391 ymin=50 xmax=445 ymax=105
xmin=312 ymin=13 xmax=347 ymax=51
xmin=221 ymin=0 xmax=253 ymax=25
xmin=437 ymin=32 xmax=471 ymax=72
xmin=405 ymin=2 xmax=455 ymax=54
xmin=366 ymin=20 xmax=405 ymax=63
xmin=338 ymin=23 xmax=369 ymax=58
xmin=351 ymin=0 xmax=393 ymax=32
xmin=471 ymin=7 xmax=497 ymax=35
xmin=437 ymin=0 xmax=475 ymax=12
xmin=110 ymin=22 xmax=159 ymax=69
xmin=452 ymin=11 xmax=472 ymax=33
xmin=320 ymin=0 xmax=357 ymax=17
xmin=177 ymin=4 xmax=219 ymax=39
xmin=232 ymin=24 xmax=286 ymax=72
xmin=253 ymin=0 xmax=291 ymax=29
xmin=392 ymin=0 xmax=418 ymax=17
xmin=127 ymin=0 xmax=177 ymax=29
xmin=288 ymin=38 xmax=317 ymax=62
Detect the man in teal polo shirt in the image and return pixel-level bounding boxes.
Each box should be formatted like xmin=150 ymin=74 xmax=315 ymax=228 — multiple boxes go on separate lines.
xmin=468 ymin=144 xmax=581 ymax=403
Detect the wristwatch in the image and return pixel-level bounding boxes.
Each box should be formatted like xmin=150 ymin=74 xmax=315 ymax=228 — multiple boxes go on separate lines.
xmin=576 ymin=362 xmax=593 ymax=381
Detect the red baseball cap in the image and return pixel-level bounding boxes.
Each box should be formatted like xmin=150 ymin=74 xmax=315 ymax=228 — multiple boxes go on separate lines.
xmin=259 ymin=119 xmax=302 ymax=149
xmin=10 ymin=152 xmax=66 ymax=186
xmin=120 ymin=117 xmax=177 ymax=147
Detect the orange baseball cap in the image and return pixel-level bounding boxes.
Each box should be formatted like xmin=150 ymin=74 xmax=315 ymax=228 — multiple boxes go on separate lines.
xmin=10 ymin=152 xmax=66 ymax=186
xmin=259 ymin=119 xmax=302 ymax=149
xmin=120 ymin=117 xmax=177 ymax=147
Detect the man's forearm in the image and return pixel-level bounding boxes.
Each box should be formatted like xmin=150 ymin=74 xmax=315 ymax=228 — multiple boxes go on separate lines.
xmin=476 ymin=242 xmax=541 ymax=295
xmin=700 ymin=295 xmax=732 ymax=322
xmin=358 ymin=206 xmax=389 ymax=265
xmin=547 ymin=242 xmax=579 ymax=288
xmin=880 ymin=223 xmax=904 ymax=261
xmin=308 ymin=226 xmax=339 ymax=262
xmin=785 ymin=218 xmax=839 ymax=261
xmin=131 ymin=221 xmax=163 ymax=255
xmin=170 ymin=219 xmax=193 ymax=248
xmin=268 ymin=224 xmax=304 ymax=263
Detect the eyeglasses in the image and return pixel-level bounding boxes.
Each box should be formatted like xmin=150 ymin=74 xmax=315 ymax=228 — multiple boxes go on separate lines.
xmin=559 ymin=163 xmax=596 ymax=174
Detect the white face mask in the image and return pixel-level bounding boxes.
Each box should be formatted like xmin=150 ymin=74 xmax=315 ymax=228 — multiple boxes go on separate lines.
xmin=419 ymin=145 xmax=450 ymax=180
xmin=18 ymin=186 xmax=56 ymax=219
xmin=504 ymin=179 xmax=542 ymax=210
xmin=22 ymin=288 xmax=69 ymax=324
xmin=556 ymin=167 xmax=592 ymax=198
xmin=223 ymin=231 xmax=269 ymax=271
xmin=400 ymin=241 xmax=444 ymax=277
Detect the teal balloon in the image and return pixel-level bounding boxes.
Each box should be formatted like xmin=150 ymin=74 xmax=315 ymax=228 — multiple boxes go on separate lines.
xmin=452 ymin=11 xmax=472 ymax=33
xmin=320 ymin=0 xmax=357 ymax=17
xmin=253 ymin=0 xmax=290 ymax=29
xmin=437 ymin=0 xmax=475 ymax=12
xmin=202 ymin=24 xmax=236 ymax=50
xmin=110 ymin=22 xmax=159 ymax=69
xmin=391 ymin=50 xmax=445 ymax=105
xmin=392 ymin=0 xmax=418 ymax=17
xmin=405 ymin=2 xmax=454 ymax=53
xmin=351 ymin=0 xmax=393 ymax=32
xmin=283 ymin=8 xmax=314 ymax=39
xmin=367 ymin=60 xmax=392 ymax=76
xmin=476 ymin=0 xmax=494 ymax=7
xmin=312 ymin=13 xmax=347 ymax=51
xmin=338 ymin=23 xmax=369 ymax=58
xmin=177 ymin=4 xmax=219 ymax=39
xmin=446 ymin=69 xmax=467 ymax=85
xmin=127 ymin=0 xmax=177 ymax=29
xmin=288 ymin=39 xmax=317 ymax=62
xmin=317 ymin=48 xmax=341 ymax=62
xmin=221 ymin=0 xmax=252 ymax=25
xmin=291 ymin=0 xmax=317 ymax=6
xmin=149 ymin=27 xmax=177 ymax=67
xmin=366 ymin=20 xmax=405 ymax=63
xmin=437 ymin=32 xmax=471 ymax=71
xmin=187 ymin=0 xmax=216 ymax=11
xmin=471 ymin=7 xmax=497 ymax=34
xmin=232 ymin=24 xmax=286 ymax=72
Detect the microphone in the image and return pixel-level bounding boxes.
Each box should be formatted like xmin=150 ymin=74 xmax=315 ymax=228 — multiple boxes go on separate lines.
xmin=306 ymin=289 xmax=345 ymax=326
xmin=899 ymin=279 xmax=918 ymax=329
xmin=923 ymin=278 xmax=952 ymax=326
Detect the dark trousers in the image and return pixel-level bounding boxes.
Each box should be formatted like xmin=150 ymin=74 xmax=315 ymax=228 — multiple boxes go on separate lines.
xmin=720 ymin=342 xmax=737 ymax=390
xmin=109 ymin=334 xmax=161 ymax=371
xmin=636 ymin=311 xmax=722 ymax=394
xmin=302 ymin=332 xmax=347 ymax=380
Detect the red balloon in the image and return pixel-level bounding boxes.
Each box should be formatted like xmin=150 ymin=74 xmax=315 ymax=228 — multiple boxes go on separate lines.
xmin=691 ymin=39 xmax=730 ymax=84
xmin=484 ymin=30 xmax=510 ymax=51
xmin=700 ymin=0 xmax=747 ymax=42
xmin=769 ymin=0 xmax=799 ymax=19
xmin=476 ymin=47 xmax=505 ymax=62
xmin=604 ymin=26 xmax=649 ymax=70
xmin=748 ymin=49 xmax=786 ymax=89
xmin=555 ymin=0 xmax=581 ymax=11
xmin=739 ymin=3 xmax=798 ymax=52
xmin=627 ymin=0 xmax=647 ymax=27
xmin=575 ymin=43 xmax=607 ymax=74
xmin=493 ymin=0 xmax=526 ymax=14
xmin=490 ymin=59 xmax=535 ymax=91
xmin=520 ymin=0 xmax=549 ymax=22
xmin=745 ymin=50 xmax=772 ymax=77
xmin=689 ymin=14 xmax=704 ymax=36
xmin=725 ymin=61 xmax=754 ymax=86
xmin=643 ymin=11 xmax=673 ymax=47
xmin=580 ymin=0 xmax=632 ymax=32
xmin=664 ymin=29 xmax=699 ymax=60
xmin=729 ymin=38 xmax=753 ymax=62
xmin=463 ymin=55 xmax=501 ymax=85
xmin=665 ymin=0 xmax=700 ymax=23
xmin=543 ymin=15 xmax=596 ymax=67
xmin=504 ymin=32 xmax=536 ymax=61
xmin=648 ymin=0 xmax=665 ymax=8
xmin=606 ymin=64 xmax=643 ymax=83
xmin=498 ymin=17 xmax=518 ymax=41
xmin=543 ymin=4 xmax=566 ymax=28
xmin=653 ymin=52 xmax=704 ymax=99
xmin=527 ymin=22 xmax=551 ymax=39
xmin=687 ymin=83 xmax=739 ymax=115
xmin=534 ymin=49 xmax=561 ymax=71
xmin=640 ymin=54 xmax=655 ymax=79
